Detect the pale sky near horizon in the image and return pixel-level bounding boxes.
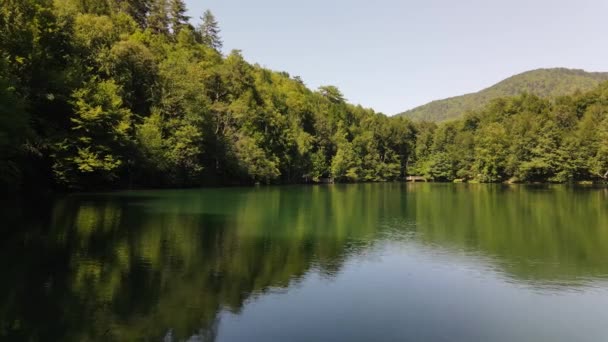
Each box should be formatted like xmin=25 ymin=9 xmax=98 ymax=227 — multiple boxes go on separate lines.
xmin=185 ymin=0 xmax=608 ymax=115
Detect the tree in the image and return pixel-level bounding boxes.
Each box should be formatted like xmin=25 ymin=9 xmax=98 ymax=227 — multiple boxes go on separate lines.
xmin=309 ymin=148 xmax=329 ymax=181
xmin=473 ymin=122 xmax=509 ymax=182
xmin=409 ymin=121 xmax=436 ymax=175
xmin=102 ymin=39 xmax=158 ymax=115
xmin=0 ymin=70 xmax=29 ymax=190
xmin=331 ymin=128 xmax=361 ymax=181
xmin=147 ymin=0 xmax=169 ymax=35
xmin=198 ymin=10 xmax=222 ymax=52
xmin=169 ymin=0 xmax=190 ymax=36
xmin=55 ymin=0 xmax=111 ymax=15
xmin=52 ymin=80 xmax=132 ymax=189
xmin=318 ymin=85 xmax=345 ymax=104
xmin=164 ymin=117 xmax=204 ymax=185
xmin=113 ymin=0 xmax=151 ymax=28
xmin=234 ymin=134 xmax=280 ymax=183
xmin=592 ymin=116 xmax=608 ymax=178
xmin=331 ymin=141 xmax=361 ymax=181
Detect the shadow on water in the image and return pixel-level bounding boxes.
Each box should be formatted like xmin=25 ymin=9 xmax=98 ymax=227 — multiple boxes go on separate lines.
xmin=0 ymin=183 xmax=607 ymax=341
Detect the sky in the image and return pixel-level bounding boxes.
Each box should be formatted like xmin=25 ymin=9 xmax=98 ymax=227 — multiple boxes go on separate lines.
xmin=185 ymin=0 xmax=608 ymax=115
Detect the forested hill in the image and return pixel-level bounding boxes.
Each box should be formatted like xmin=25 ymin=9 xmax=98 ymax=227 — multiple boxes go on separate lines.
xmin=397 ymin=68 xmax=608 ymax=122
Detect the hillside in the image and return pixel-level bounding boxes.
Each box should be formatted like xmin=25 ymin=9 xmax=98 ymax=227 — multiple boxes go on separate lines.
xmin=397 ymin=68 xmax=608 ymax=122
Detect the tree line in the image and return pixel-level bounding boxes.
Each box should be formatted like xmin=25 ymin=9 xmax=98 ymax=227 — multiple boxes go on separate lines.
xmin=1 ymin=0 xmax=607 ymax=192
xmin=410 ymin=88 xmax=608 ymax=183
xmin=0 ymin=0 xmax=416 ymax=191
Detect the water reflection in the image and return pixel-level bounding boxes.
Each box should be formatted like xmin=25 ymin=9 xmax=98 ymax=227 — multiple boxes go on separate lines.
xmin=1 ymin=184 xmax=608 ymax=341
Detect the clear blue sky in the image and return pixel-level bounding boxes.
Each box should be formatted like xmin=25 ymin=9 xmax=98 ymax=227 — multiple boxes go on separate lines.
xmin=185 ymin=0 xmax=608 ymax=115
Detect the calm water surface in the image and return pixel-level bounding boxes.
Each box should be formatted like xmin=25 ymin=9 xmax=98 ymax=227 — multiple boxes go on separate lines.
xmin=2 ymin=183 xmax=608 ymax=341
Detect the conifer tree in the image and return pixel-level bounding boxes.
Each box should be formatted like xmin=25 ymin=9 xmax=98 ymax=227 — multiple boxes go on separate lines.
xmin=198 ymin=10 xmax=222 ymax=51
xmin=169 ymin=0 xmax=190 ymax=35
xmin=129 ymin=0 xmax=152 ymax=27
xmin=147 ymin=0 xmax=169 ymax=35
xmin=109 ymin=0 xmax=151 ymax=28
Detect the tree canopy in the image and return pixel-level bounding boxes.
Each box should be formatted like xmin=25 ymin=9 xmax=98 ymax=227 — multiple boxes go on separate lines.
xmin=0 ymin=0 xmax=415 ymax=190
xmin=408 ymin=88 xmax=608 ymax=183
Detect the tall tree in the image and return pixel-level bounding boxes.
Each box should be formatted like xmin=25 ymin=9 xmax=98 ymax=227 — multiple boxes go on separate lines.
xmin=53 ymin=80 xmax=133 ymax=189
xmin=123 ymin=0 xmax=151 ymax=28
xmin=147 ymin=0 xmax=169 ymax=35
xmin=169 ymin=0 xmax=190 ymax=36
xmin=0 ymin=0 xmax=73 ymax=158
xmin=198 ymin=10 xmax=222 ymax=52
xmin=318 ymin=85 xmax=345 ymax=104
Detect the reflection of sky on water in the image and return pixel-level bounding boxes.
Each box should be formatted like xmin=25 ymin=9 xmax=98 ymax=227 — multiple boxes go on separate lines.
xmin=216 ymin=237 xmax=608 ymax=342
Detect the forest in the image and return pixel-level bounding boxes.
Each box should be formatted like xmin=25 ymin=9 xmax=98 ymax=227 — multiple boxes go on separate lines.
xmin=1 ymin=0 xmax=608 ymax=192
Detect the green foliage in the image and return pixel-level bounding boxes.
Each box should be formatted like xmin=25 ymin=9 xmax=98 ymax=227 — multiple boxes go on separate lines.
xmin=52 ymin=80 xmax=132 ymax=188
xmin=412 ymin=87 xmax=608 ymax=183
xmin=399 ymin=68 xmax=608 ymax=122
xmin=168 ymin=0 xmax=189 ymax=36
xmin=0 ymin=70 xmax=29 ymax=190
xmin=592 ymin=117 xmax=608 ymax=177
xmin=164 ymin=117 xmax=204 ymax=183
xmin=1 ymin=0 xmax=422 ymax=191
xmin=102 ymin=39 xmax=158 ymax=113
xmin=136 ymin=110 xmax=164 ymax=163
xmin=115 ymin=0 xmax=151 ymax=28
xmin=0 ymin=0 xmax=73 ymax=129
xmin=234 ymin=134 xmax=280 ymax=183
xmin=331 ymin=141 xmax=361 ymax=182
xmin=473 ymin=123 xmax=509 ymax=182
xmin=147 ymin=0 xmax=169 ymax=35
xmin=318 ymin=85 xmax=345 ymax=104
xmin=309 ymin=148 xmax=329 ymax=181
xmin=73 ymin=14 xmax=119 ymax=53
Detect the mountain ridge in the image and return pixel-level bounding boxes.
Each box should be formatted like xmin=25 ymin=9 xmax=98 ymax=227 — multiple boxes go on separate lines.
xmin=396 ymin=68 xmax=608 ymax=121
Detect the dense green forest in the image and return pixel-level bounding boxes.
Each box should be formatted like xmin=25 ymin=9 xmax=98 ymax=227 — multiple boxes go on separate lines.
xmin=398 ymin=68 xmax=608 ymax=122
xmin=411 ymin=88 xmax=608 ymax=183
xmin=1 ymin=0 xmax=608 ymax=191
xmin=0 ymin=0 xmax=417 ymax=191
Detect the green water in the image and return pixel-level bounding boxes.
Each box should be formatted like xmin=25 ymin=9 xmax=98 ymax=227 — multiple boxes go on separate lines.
xmin=2 ymin=183 xmax=608 ymax=341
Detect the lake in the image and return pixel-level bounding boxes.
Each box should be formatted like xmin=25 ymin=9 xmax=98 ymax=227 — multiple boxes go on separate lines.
xmin=2 ymin=183 xmax=608 ymax=341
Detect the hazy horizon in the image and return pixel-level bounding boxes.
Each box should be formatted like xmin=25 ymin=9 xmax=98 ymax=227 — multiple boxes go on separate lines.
xmin=185 ymin=0 xmax=608 ymax=114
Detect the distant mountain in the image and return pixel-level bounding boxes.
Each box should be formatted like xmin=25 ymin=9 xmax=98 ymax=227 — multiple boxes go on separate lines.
xmin=397 ymin=68 xmax=608 ymax=122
